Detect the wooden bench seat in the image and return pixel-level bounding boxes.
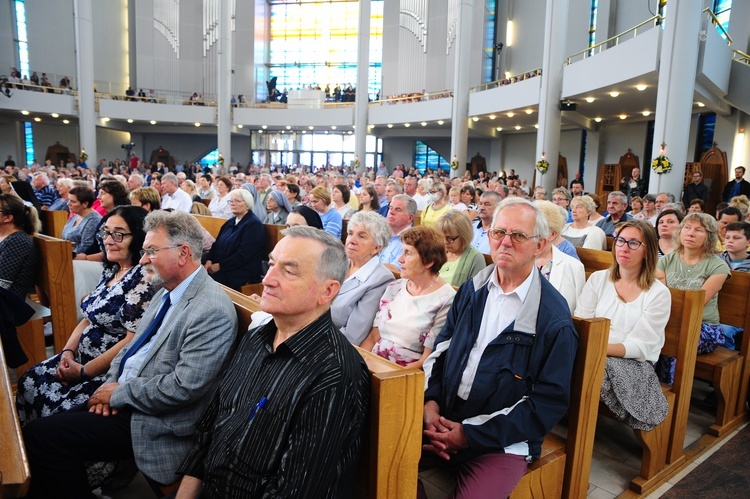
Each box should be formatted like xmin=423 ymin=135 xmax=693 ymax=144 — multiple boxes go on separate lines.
xmin=0 ymin=341 xmax=31 ymax=497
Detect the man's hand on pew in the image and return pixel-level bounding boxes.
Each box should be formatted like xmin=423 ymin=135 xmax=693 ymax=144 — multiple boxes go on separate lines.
xmin=423 ymin=400 xmax=468 ymax=460
xmin=87 ymin=382 xmax=120 ymax=416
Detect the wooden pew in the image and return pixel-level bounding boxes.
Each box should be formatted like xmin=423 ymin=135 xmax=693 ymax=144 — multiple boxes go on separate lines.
xmin=510 ymin=317 xmax=609 ymax=499
xmin=0 ymin=340 xmax=31 ymax=497
xmin=221 ymin=287 xmax=424 ymax=498
xmin=192 ymin=214 xmax=226 ymax=239
xmin=39 ymin=209 xmax=68 ymax=239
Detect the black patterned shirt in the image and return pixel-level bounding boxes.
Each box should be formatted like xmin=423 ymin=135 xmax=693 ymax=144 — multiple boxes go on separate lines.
xmin=179 ymin=310 xmax=370 ymax=498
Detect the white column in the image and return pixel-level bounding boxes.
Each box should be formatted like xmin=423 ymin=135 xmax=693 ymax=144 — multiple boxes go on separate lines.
xmin=354 ymin=0 xmax=371 ymax=174
xmin=535 ymin=0 xmax=569 ymax=194
xmin=646 ymin=0 xmax=702 ymax=197
xmin=73 ymin=0 xmax=97 ymax=165
xmin=583 ymin=129 xmax=601 ymax=194
xmin=217 ymin=0 xmax=232 ymax=164
xmin=449 ymin=0 xmax=474 ymax=179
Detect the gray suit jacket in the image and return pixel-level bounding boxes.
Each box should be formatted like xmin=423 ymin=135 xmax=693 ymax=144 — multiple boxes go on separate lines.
xmin=106 ymin=267 xmax=238 ymax=484
xmin=331 ymin=258 xmax=394 ymax=345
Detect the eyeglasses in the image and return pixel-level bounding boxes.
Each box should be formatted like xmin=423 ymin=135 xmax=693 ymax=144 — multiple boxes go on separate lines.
xmin=445 ymin=235 xmax=460 ymax=243
xmin=139 ymin=245 xmax=181 ymax=258
xmin=489 ymin=228 xmax=539 ymax=244
xmin=227 ymin=198 xmax=245 ymax=204
xmin=613 ymin=237 xmax=645 ymax=250
xmin=100 ymin=229 xmax=133 ymax=243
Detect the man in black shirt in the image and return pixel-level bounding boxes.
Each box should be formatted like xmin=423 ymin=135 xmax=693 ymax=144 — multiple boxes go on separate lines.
xmin=683 ymin=170 xmax=709 ymax=206
xmin=722 ymin=166 xmax=750 ymax=202
xmin=178 ymin=226 xmax=370 ymax=498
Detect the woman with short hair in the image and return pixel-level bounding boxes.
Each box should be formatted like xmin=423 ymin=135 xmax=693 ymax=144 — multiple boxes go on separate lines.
xmin=208 ymin=176 xmax=233 ymax=219
xmin=308 ymin=185 xmax=343 ymax=238
xmin=0 ymin=194 xmax=40 ymax=299
xmin=333 ymin=183 xmax=355 ymax=220
xmin=561 ymin=195 xmax=607 ymax=250
xmin=434 ymin=210 xmax=487 ymax=287
xmin=421 ymin=182 xmax=451 ymax=227
xmin=62 ymin=185 xmax=102 ymax=257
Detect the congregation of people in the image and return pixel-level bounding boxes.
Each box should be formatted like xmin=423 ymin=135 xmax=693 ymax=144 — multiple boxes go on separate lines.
xmin=3 ymin=151 xmax=750 ymax=497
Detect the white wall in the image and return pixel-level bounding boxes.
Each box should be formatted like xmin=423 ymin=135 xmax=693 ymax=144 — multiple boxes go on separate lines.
xmin=30 ymin=122 xmax=79 ymax=163
xmin=501 ymin=0 xmax=545 ymax=76
xmin=0 ymin=118 xmax=22 ymax=162
xmin=565 ymin=0 xmax=591 ymax=57
xmin=600 ymin=121 xmax=648 ymax=164
xmin=613 ymin=0 xmax=658 ymax=35
xmin=92 ymin=0 xmax=129 ymax=88
xmin=0 ymin=1 xmax=16 ymax=76
xmin=501 ymin=131 xmax=537 ymax=179
xmin=134 ymin=132 xmax=218 ymax=164
xmin=25 ymin=0 xmax=75 ymax=82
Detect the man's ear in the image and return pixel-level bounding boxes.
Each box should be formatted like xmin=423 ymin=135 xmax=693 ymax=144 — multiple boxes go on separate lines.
xmin=318 ymin=279 xmax=341 ymax=307
xmin=533 ymin=236 xmax=548 ymax=258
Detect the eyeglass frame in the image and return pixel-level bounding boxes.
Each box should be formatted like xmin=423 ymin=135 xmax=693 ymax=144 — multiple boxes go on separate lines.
xmin=100 ymin=229 xmax=133 ymax=243
xmin=488 ymin=228 xmax=540 ymax=244
xmin=444 ymin=235 xmax=461 ymax=243
xmin=139 ymin=244 xmax=182 ymax=258
xmin=613 ymin=236 xmax=645 ymax=250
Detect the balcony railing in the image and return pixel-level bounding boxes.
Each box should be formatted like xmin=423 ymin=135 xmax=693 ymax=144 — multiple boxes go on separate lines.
xmin=565 ymin=15 xmax=664 ymax=65
xmin=703 ymin=7 xmax=732 ymax=45
xmin=733 ymin=49 xmax=750 ymax=66
xmin=470 ymin=69 xmax=542 ymax=93
xmin=369 ymin=90 xmax=453 ymax=105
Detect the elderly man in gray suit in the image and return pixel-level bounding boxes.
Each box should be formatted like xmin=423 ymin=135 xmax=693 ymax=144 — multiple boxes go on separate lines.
xmin=23 ymin=210 xmax=238 ymax=498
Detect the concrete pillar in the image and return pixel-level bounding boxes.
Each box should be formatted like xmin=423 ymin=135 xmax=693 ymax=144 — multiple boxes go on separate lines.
xmin=583 ymin=129 xmax=601 ymax=195
xmin=646 ymin=0 xmax=702 ymax=198
xmin=449 ymin=0 xmax=474 ymax=179
xmin=534 ymin=0 xmax=569 ymax=194
xmin=217 ymin=0 xmax=232 ymax=164
xmin=354 ymin=0 xmax=371 ymax=175
xmin=73 ymin=0 xmax=97 ymax=165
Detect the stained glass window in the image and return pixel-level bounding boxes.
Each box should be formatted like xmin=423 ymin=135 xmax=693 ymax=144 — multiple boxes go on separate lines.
xmin=15 ymin=0 xmax=34 ymax=166
xmin=414 ymin=141 xmax=449 ymax=174
xmin=713 ymin=0 xmax=731 ymax=40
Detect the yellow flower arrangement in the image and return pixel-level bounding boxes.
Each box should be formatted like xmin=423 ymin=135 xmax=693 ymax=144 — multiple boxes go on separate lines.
xmin=651 ymin=155 xmax=671 ymax=174
xmin=536 ymin=159 xmax=549 ymax=174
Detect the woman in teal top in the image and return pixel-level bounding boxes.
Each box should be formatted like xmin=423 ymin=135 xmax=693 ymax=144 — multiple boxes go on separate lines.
xmin=434 ymin=210 xmax=488 ymax=287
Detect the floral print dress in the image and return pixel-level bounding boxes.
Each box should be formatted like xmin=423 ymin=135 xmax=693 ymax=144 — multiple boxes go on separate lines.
xmin=15 ymin=265 xmax=155 ymax=426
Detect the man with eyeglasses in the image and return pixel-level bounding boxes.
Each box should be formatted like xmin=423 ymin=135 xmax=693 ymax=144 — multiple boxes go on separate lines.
xmin=419 ymin=198 xmax=578 ymax=497
xmin=682 ymin=170 xmax=709 ymax=207
xmin=23 ymin=210 xmax=238 ymax=497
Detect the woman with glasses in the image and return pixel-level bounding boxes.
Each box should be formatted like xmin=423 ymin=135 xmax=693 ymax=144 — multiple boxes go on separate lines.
xmin=434 ymin=210 xmax=487 ymax=287
xmin=16 ymin=206 xmax=156 ymax=426
xmin=421 ymin=182 xmax=451 ymax=227
xmin=204 ymin=189 xmax=266 ymax=290
xmin=656 ymin=213 xmax=731 ymax=366
xmin=575 ymin=220 xmax=670 ymax=430
xmin=62 ymin=185 xmax=102 ymax=257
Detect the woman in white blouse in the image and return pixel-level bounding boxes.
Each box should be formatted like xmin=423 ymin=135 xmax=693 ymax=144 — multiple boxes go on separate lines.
xmin=561 ymin=195 xmax=607 ymax=250
xmin=575 ymin=220 xmax=671 ymax=430
xmin=208 ymin=176 xmax=233 ymax=219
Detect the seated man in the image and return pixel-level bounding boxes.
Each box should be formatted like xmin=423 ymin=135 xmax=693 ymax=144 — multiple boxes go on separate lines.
xmin=720 ymin=221 xmax=750 ymax=272
xmin=419 ymin=198 xmax=578 ymax=497
xmin=379 ymin=194 xmax=416 ymax=271
xmin=471 ymin=190 xmax=502 ymax=254
xmin=23 ymin=210 xmax=238 ymax=497
xmin=596 ymin=191 xmax=632 ymax=236
xmin=176 ymin=226 xmax=370 ymax=497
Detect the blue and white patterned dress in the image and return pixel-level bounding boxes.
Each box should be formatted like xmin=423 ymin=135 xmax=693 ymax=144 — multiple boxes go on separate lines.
xmin=15 ymin=264 xmax=155 ymax=426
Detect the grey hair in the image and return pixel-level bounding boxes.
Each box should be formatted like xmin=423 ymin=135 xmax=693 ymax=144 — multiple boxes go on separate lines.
xmin=418 ymin=178 xmax=433 ymax=190
xmin=391 ymin=194 xmax=417 ymax=216
xmin=481 ymin=190 xmax=502 ymax=203
xmin=347 ymin=211 xmax=393 ymax=254
xmin=34 ymin=172 xmax=50 ymax=185
xmin=552 ymin=187 xmax=571 ymax=201
xmin=128 ymin=173 xmax=145 ymax=187
xmin=162 ymin=173 xmax=179 ymax=186
xmin=493 ymin=197 xmax=550 ymax=240
xmin=662 ymin=202 xmax=685 ymax=215
xmin=57 ymin=178 xmax=75 ymax=189
xmin=143 ymin=210 xmax=204 ymax=262
xmin=281 ymin=226 xmax=348 ymax=284
xmin=658 ymin=192 xmax=676 ymax=204
xmin=387 ymin=180 xmax=403 ymax=193
xmin=571 ymin=195 xmax=596 ymax=213
xmin=229 ymin=188 xmax=254 ymax=209
xmin=498 ymin=184 xmax=509 ymax=196
xmin=608 ymin=190 xmax=628 ymax=205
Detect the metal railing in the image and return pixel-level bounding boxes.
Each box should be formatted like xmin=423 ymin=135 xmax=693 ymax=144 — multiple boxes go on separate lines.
xmin=470 ymin=69 xmax=542 ymax=93
xmin=368 ymin=90 xmax=453 ymax=105
xmin=733 ymin=49 xmax=750 ymax=66
xmin=703 ymin=7 xmax=732 ymax=45
xmin=565 ymin=15 xmax=663 ymax=65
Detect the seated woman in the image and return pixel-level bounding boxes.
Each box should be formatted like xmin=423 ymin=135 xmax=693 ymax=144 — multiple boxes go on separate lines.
xmin=15 ymin=206 xmax=155 ymax=426
xmin=309 ymin=185 xmax=343 ymax=238
xmin=561 ymin=195 xmax=607 ymax=250
xmin=535 ymin=201 xmax=586 ymax=314
xmin=656 ymin=213 xmax=731 ymax=381
xmin=362 ymin=226 xmax=456 ymax=369
xmin=286 ymin=205 xmax=323 ymax=229
xmin=358 ymin=186 xmax=380 ymax=212
xmin=576 ymin=220 xmax=670 ymax=430
xmin=284 ymin=182 xmax=302 ymax=208
xmin=263 ymin=190 xmax=292 ymax=225
xmin=434 ymin=210 xmax=487 ymax=287
xmin=204 ymin=188 xmax=266 ymax=290
xmin=333 ymin=211 xmax=395 ymax=345
xmin=0 ymin=194 xmax=40 ymax=299
xmin=333 ymin=183 xmax=356 ymax=220
xmin=655 ymin=208 xmax=683 ymax=258
xmin=128 ymin=186 xmax=161 ymax=212
xmin=61 ymin=185 xmax=102 ymax=257
xmin=421 ymin=182 xmax=451 ymax=227
xmin=207 ymin=176 xmax=233 ymax=219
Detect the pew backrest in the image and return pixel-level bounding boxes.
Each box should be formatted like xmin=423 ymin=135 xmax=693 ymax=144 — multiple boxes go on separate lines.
xmin=0 ymin=340 xmax=31 ymax=497
xmin=34 ymin=234 xmax=77 ymax=352
xmin=40 ymin=209 xmax=68 ymax=239
xmin=192 ymin=214 xmax=226 ymax=239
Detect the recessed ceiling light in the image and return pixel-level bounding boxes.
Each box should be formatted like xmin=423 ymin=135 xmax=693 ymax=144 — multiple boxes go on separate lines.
xmin=496 ymin=127 xmax=503 ymax=131
xmin=610 ymin=91 xmax=620 ymax=97
xmin=421 ymin=122 xmax=427 ymax=126
xmin=525 ymin=109 xmax=533 ymax=115
xmin=127 ymin=119 xmax=133 ymax=123
xmin=34 ymin=117 xmax=41 ymax=122
xmin=347 ymin=131 xmax=353 ymax=134
xmin=594 ymin=117 xmax=602 ymax=123
xmin=285 ymin=125 xmax=291 ymax=130
xmin=489 ymin=115 xmax=496 ymax=120
xmin=534 ymin=124 xmax=539 ymax=129
xmin=194 ymin=122 xmax=201 ymax=127
xmin=103 ymin=117 xmax=110 ymax=122
xmin=404 ymin=123 xmax=411 ymax=127
xmin=308 ymin=125 xmax=314 ymax=130
xmin=352 ymin=125 xmax=356 ymax=129
xmin=63 ymin=119 xmax=70 ymax=124
xmin=387 ymin=124 xmax=393 ymax=128
xmin=515 ymin=125 xmax=521 ymax=130
xmin=237 ymin=124 xmax=243 ymax=128
xmin=472 ymin=117 xmax=479 ymax=122
xmin=150 ymin=120 xmax=157 ymax=125
xmin=585 ymin=97 xmax=595 ymax=103
xmin=302 ymin=130 xmax=306 ymax=134
xmin=642 ymin=111 xmax=651 ymax=116
xmin=437 ymin=120 xmax=444 ymax=125
xmin=51 ymin=113 xmax=59 ymax=118
xmin=262 ymin=125 xmax=268 ymax=129
xmin=696 ymin=101 xmax=705 ymax=108
xmin=325 ymin=130 xmax=329 ymax=134
xmin=636 ymin=84 xmax=647 ymax=91
xmin=258 ymin=130 xmax=263 ymax=133
xmin=331 ymin=125 xmax=337 ymax=129
xmin=21 ymin=110 xmax=29 ymax=115
xmin=619 ymin=114 xmax=627 ymax=120
xmin=507 ymin=112 xmax=515 ymax=118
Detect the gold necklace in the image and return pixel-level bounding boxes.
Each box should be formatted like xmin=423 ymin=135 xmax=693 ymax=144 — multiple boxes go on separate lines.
xmin=114 ymin=266 xmax=132 ymax=283
xmin=409 ymin=276 xmax=439 ymax=296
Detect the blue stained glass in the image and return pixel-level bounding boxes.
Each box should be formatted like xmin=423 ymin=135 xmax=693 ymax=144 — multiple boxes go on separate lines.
xmin=414 ymin=141 xmax=449 ymax=174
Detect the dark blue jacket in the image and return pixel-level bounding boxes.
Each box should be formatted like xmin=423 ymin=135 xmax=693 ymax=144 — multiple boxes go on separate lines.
xmin=424 ymin=265 xmax=578 ymax=461
xmin=207 ymin=212 xmax=266 ymax=290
